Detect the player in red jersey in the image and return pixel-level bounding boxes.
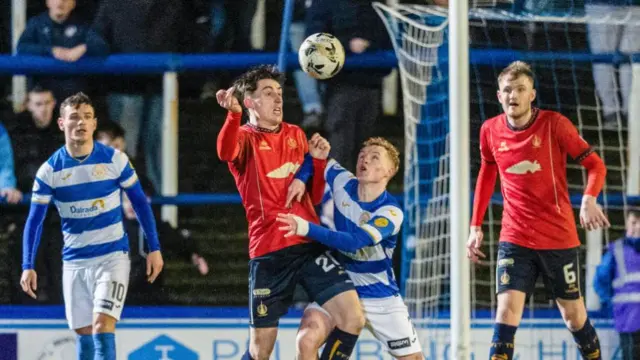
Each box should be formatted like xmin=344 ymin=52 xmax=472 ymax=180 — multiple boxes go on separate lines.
xmin=467 ymin=61 xmax=610 ymax=360
xmin=216 ymin=65 xmax=364 ymax=360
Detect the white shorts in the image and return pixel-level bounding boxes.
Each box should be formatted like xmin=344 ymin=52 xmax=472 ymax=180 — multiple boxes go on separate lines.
xmin=63 ymin=253 xmax=130 ymax=330
xmin=306 ymin=295 xmax=422 ymax=357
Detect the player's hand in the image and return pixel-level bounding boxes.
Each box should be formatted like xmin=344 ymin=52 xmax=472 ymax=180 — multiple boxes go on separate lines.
xmin=146 ymin=250 xmax=164 ymax=283
xmin=466 ymin=226 xmax=486 ymax=263
xmin=349 ymin=38 xmax=370 ymax=54
xmin=309 ymin=133 xmax=331 ymax=160
xmin=285 ymin=179 xmax=306 ymax=209
xmin=52 ymin=46 xmax=70 ymax=61
xmin=66 ymin=44 xmax=87 ymax=62
xmin=0 ymin=188 xmax=23 ymax=204
xmin=276 ymin=213 xmax=309 ymax=237
xmin=580 ymin=195 xmax=610 ymax=231
xmin=215 ymin=86 xmax=243 ymax=113
xmin=191 ymin=253 xmax=209 ymax=275
xmin=20 ymin=270 xmax=38 ymax=299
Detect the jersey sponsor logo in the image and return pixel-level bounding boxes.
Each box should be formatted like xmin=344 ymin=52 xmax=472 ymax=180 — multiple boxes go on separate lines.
xmin=387 ymin=337 xmax=411 ymax=350
xmin=498 ymin=258 xmax=514 ymax=267
xmin=389 ymin=209 xmax=398 ymax=217
xmin=259 ymin=140 xmax=272 ymax=151
xmin=532 ymin=134 xmax=542 ymax=148
xmin=61 ymin=172 xmax=72 ymax=181
xmin=505 ymin=160 xmax=541 ymax=174
xmin=252 ymin=288 xmax=271 ymax=297
xmin=266 ymin=162 xmax=301 ymax=179
xmin=69 ymin=199 xmax=105 ymax=215
xmin=497 ymin=141 xmax=510 ymax=152
xmin=92 ymin=164 xmax=107 ymax=179
xmin=97 ymin=299 xmax=114 ymax=311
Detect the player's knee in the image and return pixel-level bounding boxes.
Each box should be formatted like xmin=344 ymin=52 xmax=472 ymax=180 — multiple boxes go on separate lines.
xmin=559 ymin=305 xmax=586 ymax=331
xmin=396 ymin=352 xmax=423 ymax=360
xmin=92 ymin=314 xmax=116 ymax=334
xmin=296 ymin=327 xmax=325 ymax=355
xmin=74 ymin=326 xmax=92 ymax=336
xmin=496 ymin=303 xmax=521 ymax=325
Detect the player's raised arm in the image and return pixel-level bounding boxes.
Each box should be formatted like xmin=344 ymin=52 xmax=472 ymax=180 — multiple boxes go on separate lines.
xmin=555 ymin=115 xmax=609 ymax=230
xmin=277 ymin=205 xmax=403 ymax=252
xmin=20 ymin=163 xmax=54 ymax=298
xmin=216 ymin=87 xmax=247 ymax=163
xmin=288 ymin=133 xmax=330 ymax=207
xmin=467 ymin=124 xmax=499 ymax=263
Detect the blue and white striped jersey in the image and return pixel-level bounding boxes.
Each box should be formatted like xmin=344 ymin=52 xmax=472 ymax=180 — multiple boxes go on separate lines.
xmin=324 ymin=159 xmax=404 ymax=298
xmin=31 ymin=142 xmax=138 ymax=265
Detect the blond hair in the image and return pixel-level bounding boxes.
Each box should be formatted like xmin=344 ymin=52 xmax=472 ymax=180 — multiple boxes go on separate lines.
xmin=498 ymin=61 xmax=535 ymax=87
xmin=362 ymin=137 xmax=401 ymax=176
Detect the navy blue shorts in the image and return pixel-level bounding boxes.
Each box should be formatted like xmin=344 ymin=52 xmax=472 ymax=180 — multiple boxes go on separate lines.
xmin=496 ymin=242 xmax=581 ymax=300
xmin=248 ymin=243 xmax=354 ymax=328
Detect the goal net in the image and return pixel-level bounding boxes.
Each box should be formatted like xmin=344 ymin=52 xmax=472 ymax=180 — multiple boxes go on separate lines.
xmin=374 ymin=1 xmax=640 ymax=358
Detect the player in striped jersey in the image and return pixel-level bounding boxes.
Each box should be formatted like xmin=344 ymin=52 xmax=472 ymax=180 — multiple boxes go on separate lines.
xmin=278 ymin=135 xmax=422 ymax=359
xmin=19 ymin=93 xmax=163 ymax=360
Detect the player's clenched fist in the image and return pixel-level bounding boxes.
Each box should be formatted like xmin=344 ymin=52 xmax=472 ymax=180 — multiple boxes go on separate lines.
xmin=466 ymin=226 xmax=486 ymax=263
xmin=215 ymin=86 xmax=243 ymax=113
xmin=309 ymin=133 xmax=331 ymax=160
xmin=20 ymin=269 xmax=38 ymax=299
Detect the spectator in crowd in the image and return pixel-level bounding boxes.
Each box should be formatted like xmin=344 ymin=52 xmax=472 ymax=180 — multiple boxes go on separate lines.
xmin=586 ymin=0 xmax=640 ymax=129
xmin=0 ymin=122 xmax=21 ymax=204
xmin=93 ymin=0 xmax=188 ymax=194
xmin=95 ymin=122 xmax=209 ymax=305
xmin=4 ymin=86 xmax=64 ymax=193
xmin=291 ymin=0 xmax=324 ymax=131
xmin=16 ymin=0 xmax=109 ymax=101
xmin=4 ymin=86 xmax=65 ymax=304
xmin=594 ymin=210 xmax=640 ymax=359
xmin=306 ymin=0 xmax=392 ymax=171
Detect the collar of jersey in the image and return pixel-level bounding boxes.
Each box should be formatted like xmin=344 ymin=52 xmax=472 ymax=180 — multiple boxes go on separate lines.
xmin=505 ymin=107 xmax=539 ymax=132
xmin=246 ymin=122 xmax=281 ymax=133
xmin=64 ymin=143 xmax=95 ymax=164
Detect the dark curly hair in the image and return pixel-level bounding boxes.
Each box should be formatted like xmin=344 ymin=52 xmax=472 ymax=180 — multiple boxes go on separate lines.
xmin=233 ymin=64 xmax=285 ymax=100
xmin=60 ymin=92 xmax=93 ymax=116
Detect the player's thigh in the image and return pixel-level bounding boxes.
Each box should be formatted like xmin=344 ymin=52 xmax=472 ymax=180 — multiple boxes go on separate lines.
xmin=248 ymin=254 xmax=300 ymax=329
xmin=496 ymin=242 xmax=539 ymax=296
xmin=92 ymin=255 xmax=131 ymax=322
xmin=63 ymin=267 xmax=94 ymax=330
xmin=297 ymin=303 xmax=334 ymax=350
xmin=537 ymin=247 xmax=581 ymax=301
xmin=363 ymin=296 xmax=422 ymax=358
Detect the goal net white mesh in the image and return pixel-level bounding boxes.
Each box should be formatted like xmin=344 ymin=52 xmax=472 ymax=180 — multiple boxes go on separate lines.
xmin=375 ymin=1 xmax=640 ymax=358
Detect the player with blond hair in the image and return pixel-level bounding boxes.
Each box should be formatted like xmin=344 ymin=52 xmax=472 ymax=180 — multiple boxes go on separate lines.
xmin=279 ymin=136 xmax=423 ymax=359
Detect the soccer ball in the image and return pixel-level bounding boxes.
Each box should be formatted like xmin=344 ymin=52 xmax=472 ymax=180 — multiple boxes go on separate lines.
xmin=298 ymin=33 xmax=345 ymax=80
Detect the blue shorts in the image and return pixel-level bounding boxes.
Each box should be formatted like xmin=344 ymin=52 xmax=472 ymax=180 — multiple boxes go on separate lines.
xmin=248 ymin=243 xmax=354 ymax=328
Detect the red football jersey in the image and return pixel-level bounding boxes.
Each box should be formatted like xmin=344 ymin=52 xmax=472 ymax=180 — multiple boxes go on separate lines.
xmin=478 ymin=108 xmax=593 ymax=249
xmin=217 ymin=112 xmax=319 ymax=258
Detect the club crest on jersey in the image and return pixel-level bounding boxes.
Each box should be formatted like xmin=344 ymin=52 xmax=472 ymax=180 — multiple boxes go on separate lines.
xmin=256 ymin=302 xmax=268 ymax=317
xmin=497 ymin=141 xmax=510 ymax=152
xmin=500 ymin=271 xmax=510 ymax=285
xmin=287 ymin=137 xmax=298 ymax=149
xmin=92 ymin=164 xmax=107 ymax=179
xmin=532 ymin=134 xmax=542 ymax=148
xmin=506 ymin=160 xmax=541 ymax=174
xmin=374 ymin=217 xmax=389 ymax=228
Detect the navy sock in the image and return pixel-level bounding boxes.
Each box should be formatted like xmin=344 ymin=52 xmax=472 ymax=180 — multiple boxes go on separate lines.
xmin=93 ymin=333 xmax=116 ymax=360
xmin=489 ymin=323 xmax=517 ymax=360
xmin=571 ymin=319 xmax=602 ymax=360
xmin=241 ymin=350 xmax=255 ymax=360
xmin=77 ymin=334 xmax=94 ymax=360
xmin=319 ymin=327 xmax=359 ymax=360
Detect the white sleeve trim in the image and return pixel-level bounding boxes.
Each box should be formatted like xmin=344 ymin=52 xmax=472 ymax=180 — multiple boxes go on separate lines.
xmin=120 ymin=173 xmax=138 ymax=189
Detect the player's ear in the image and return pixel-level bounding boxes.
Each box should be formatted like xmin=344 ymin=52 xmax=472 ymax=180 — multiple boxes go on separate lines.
xmin=530 ymin=88 xmax=537 ymax=103
xmin=496 ymin=89 xmax=502 ymax=103
xmin=243 ymin=97 xmax=254 ymax=109
xmin=57 ymin=117 xmax=64 ymax=131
